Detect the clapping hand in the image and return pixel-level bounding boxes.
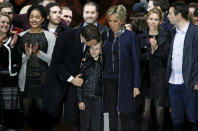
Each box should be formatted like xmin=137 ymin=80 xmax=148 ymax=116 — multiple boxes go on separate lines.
xmin=10 ymin=32 xmax=18 ymax=48
xmin=25 ymin=43 xmax=32 ymax=56
xmin=0 ymin=34 xmax=7 ymax=48
xmin=32 ymin=43 xmax=39 ymax=55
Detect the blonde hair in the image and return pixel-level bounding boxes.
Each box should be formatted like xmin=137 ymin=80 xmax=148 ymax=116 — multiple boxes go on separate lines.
xmin=146 ymin=8 xmax=163 ymax=23
xmin=106 ymin=4 xmax=127 ymax=23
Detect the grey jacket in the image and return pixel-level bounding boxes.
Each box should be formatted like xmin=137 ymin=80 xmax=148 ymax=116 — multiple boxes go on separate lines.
xmin=18 ymin=30 xmax=56 ymax=91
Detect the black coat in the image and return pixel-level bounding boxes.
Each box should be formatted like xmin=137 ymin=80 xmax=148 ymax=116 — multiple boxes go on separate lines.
xmin=167 ymin=23 xmax=198 ymax=90
xmin=137 ymin=29 xmax=170 ymax=106
xmin=43 ymin=28 xmax=83 ymax=117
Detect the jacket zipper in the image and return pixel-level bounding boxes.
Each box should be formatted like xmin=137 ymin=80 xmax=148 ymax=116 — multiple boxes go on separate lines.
xmin=93 ymin=63 xmax=97 ymax=96
xmin=117 ymin=36 xmax=120 ymax=113
xmin=112 ymin=39 xmax=116 ymax=72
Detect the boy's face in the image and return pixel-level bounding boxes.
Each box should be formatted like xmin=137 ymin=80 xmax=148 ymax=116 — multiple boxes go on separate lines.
xmin=90 ymin=43 xmax=101 ymax=59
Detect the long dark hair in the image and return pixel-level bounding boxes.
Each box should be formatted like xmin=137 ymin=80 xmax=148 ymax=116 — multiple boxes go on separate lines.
xmin=130 ymin=13 xmax=148 ymax=34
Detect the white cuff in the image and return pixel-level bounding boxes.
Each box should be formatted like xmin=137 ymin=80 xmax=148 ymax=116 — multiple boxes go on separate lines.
xmin=67 ymin=76 xmax=74 ymax=82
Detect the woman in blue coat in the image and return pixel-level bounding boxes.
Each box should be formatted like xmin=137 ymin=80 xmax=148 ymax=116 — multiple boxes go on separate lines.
xmin=103 ymin=4 xmax=141 ymax=131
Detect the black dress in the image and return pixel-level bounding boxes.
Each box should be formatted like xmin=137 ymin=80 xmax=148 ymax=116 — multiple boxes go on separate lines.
xmin=20 ymin=32 xmax=48 ymax=99
xmin=137 ymin=29 xmax=170 ymax=106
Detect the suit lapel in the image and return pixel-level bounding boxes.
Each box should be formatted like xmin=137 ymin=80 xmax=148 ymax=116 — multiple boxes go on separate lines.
xmin=77 ymin=25 xmax=84 ymax=57
xmin=183 ymin=24 xmax=192 ymax=56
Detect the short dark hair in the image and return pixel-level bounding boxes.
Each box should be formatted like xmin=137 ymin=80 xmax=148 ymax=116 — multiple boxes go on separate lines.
xmin=193 ymin=8 xmax=198 ymax=17
xmin=170 ymin=1 xmax=188 ymax=20
xmin=83 ymin=1 xmax=99 ymax=12
xmin=188 ymin=2 xmax=198 ymax=9
xmin=27 ymin=5 xmax=46 ymax=21
xmin=154 ymin=0 xmax=169 ymax=13
xmin=80 ymin=24 xmax=101 ymax=43
xmin=45 ymin=2 xmax=60 ymax=16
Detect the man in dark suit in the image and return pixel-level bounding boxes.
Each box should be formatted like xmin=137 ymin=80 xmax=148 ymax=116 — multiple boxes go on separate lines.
xmin=76 ymin=1 xmax=106 ymax=40
xmin=167 ymin=2 xmax=198 ymax=131
xmin=43 ymin=25 xmax=102 ymax=129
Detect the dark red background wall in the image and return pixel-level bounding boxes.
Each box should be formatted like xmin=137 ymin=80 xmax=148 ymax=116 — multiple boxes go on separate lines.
xmin=11 ymin=0 xmax=196 ymax=27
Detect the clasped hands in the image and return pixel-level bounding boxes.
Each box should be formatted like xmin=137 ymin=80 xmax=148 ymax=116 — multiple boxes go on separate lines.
xmin=149 ymin=37 xmax=158 ymax=54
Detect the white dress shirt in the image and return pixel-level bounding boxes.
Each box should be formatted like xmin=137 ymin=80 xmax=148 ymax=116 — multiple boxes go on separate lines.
xmin=169 ymin=22 xmax=189 ymax=84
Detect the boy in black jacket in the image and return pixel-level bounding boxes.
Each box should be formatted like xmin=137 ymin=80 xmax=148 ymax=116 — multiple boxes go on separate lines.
xmin=77 ymin=42 xmax=103 ymax=131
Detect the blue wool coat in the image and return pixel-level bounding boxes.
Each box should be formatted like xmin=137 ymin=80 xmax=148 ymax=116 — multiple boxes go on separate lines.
xmin=103 ymin=28 xmax=141 ymax=112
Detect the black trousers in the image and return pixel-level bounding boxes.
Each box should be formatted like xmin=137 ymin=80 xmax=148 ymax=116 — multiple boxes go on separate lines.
xmin=80 ymin=96 xmax=102 ymax=131
xmin=43 ymin=86 xmax=79 ymax=127
xmin=63 ymin=87 xmax=79 ymax=126
xmin=104 ymin=79 xmax=119 ymax=131
xmin=0 ymin=100 xmax=3 ymax=125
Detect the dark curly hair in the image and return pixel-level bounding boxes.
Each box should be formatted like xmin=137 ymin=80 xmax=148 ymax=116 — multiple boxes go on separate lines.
xmin=27 ymin=5 xmax=46 ymax=22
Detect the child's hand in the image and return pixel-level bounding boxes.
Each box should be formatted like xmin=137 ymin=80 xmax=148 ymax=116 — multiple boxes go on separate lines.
xmin=78 ymin=102 xmax=85 ymax=110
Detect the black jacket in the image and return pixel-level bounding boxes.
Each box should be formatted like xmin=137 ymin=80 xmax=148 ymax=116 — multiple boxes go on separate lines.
xmin=0 ymin=36 xmax=21 ymax=87
xmin=42 ymin=28 xmax=83 ymax=116
xmin=77 ymin=55 xmax=103 ymax=102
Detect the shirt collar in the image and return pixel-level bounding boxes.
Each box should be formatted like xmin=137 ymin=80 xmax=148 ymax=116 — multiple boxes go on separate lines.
xmin=176 ymin=22 xmax=189 ymax=34
xmin=115 ymin=26 xmax=125 ymax=37
xmin=83 ymin=22 xmax=98 ymax=27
